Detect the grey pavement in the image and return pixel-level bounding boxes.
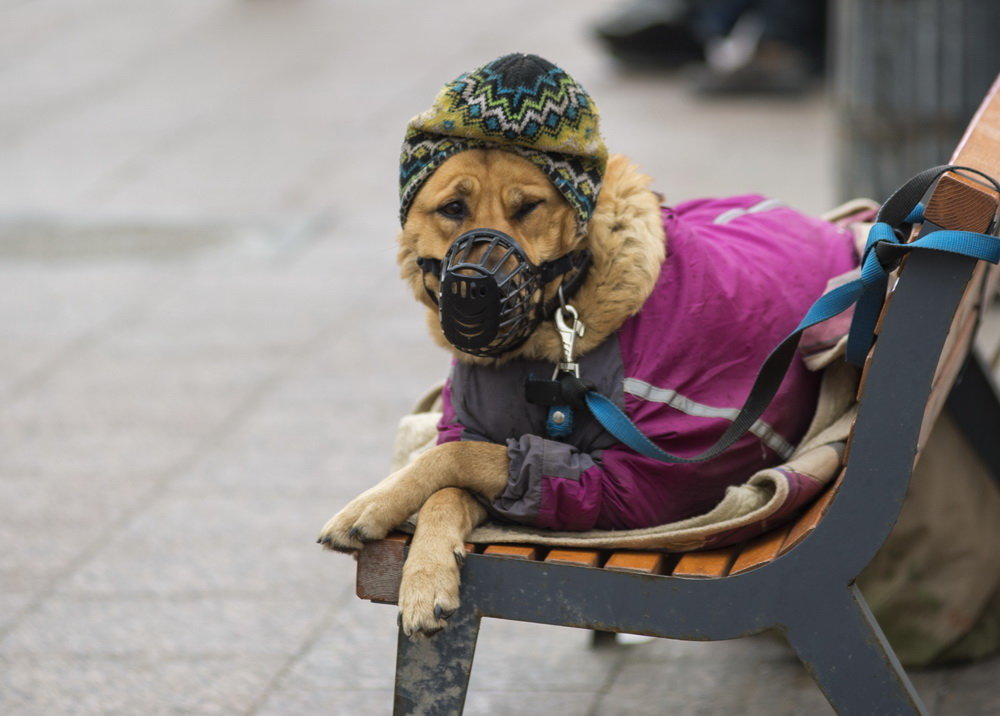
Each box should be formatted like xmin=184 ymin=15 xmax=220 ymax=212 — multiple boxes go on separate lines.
xmin=0 ymin=1 xmax=997 ymax=714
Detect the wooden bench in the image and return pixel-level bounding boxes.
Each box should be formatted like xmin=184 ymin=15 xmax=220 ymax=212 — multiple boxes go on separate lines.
xmin=354 ymin=77 xmax=1000 ymax=715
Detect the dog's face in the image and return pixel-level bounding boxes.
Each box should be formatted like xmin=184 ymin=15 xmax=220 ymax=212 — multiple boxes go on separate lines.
xmin=397 ymin=149 xmax=581 ymax=358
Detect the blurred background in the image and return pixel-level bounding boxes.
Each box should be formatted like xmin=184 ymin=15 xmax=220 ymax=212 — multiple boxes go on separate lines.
xmin=0 ymin=0 xmax=997 ymax=713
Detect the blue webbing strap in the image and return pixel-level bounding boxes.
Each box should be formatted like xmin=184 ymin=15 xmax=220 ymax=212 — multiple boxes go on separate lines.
xmin=845 ymin=221 xmax=1000 ymax=364
xmin=584 ymin=168 xmax=1000 ymax=465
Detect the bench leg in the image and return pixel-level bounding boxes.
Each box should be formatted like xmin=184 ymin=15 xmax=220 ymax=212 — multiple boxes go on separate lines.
xmin=591 ymin=630 xmax=618 ymax=648
xmin=393 ymin=604 xmax=481 ymax=716
xmin=784 ymin=584 xmax=927 ymax=716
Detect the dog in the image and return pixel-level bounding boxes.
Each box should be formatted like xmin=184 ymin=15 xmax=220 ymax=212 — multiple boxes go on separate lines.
xmin=317 ymin=54 xmax=857 ymax=638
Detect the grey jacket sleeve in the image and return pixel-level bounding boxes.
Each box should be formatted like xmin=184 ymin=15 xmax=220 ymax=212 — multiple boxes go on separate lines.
xmin=489 ymin=434 xmax=598 ymax=526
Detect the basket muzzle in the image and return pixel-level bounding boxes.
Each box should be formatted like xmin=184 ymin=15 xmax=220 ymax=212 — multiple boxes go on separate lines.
xmin=416 ymin=228 xmax=590 ymax=358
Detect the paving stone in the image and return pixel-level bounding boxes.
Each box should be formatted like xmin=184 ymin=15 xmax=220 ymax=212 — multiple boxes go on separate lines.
xmin=0 ymin=420 xmax=195 ymax=479
xmin=0 ymin=322 xmax=282 ymax=480
xmin=271 ymin=598 xmax=401 ymax=692
xmin=463 ymin=690 xmax=599 ymax=716
xmin=600 ymin=634 xmax=949 ymax=714
xmin=0 ymin=262 xmax=164 ymax=394
xmin=0 ymin=653 xmax=283 ymax=716
xmin=3 ymin=356 xmax=259 ymax=439
xmin=598 ymin=634 xmax=813 ymax=716
xmin=55 ymin=495 xmax=351 ymax=598
xmin=0 ymin=0 xmax=214 ymax=137
xmin=260 ymin=685 xmax=599 ymax=715
xmin=0 ymin=594 xmax=334 ymax=658
xmin=167 ymin=426 xmax=358 ymax=500
xmin=254 ymin=688 xmax=396 ymax=716
xmin=907 ymin=668 xmax=950 ymax=713
xmin=738 ymin=651 xmax=832 ymax=716
xmin=934 ymin=655 xmax=1000 ymax=715
xmin=468 ymin=620 xmax=626 ymax=693
xmin=261 ymin=687 xmax=597 ymax=716
xmin=0 ymin=470 xmax=151 ymax=591
xmin=0 ymin=2 xmax=344 ymax=213
xmin=0 ymin=593 xmax=36 ymax=635
xmin=160 ymin=316 xmax=451 ymax=503
xmin=277 ymin=607 xmax=626 ymax=699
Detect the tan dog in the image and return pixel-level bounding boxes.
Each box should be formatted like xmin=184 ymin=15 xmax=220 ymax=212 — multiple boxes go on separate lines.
xmin=318 ymin=150 xmax=665 ymax=637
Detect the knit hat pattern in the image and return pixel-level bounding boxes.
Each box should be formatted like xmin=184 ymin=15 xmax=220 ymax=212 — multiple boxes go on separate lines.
xmin=399 ymin=54 xmax=608 ymax=232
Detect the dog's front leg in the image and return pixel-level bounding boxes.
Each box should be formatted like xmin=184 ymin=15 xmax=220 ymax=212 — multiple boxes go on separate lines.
xmin=318 ymin=440 xmax=507 ymax=552
xmin=398 ymin=487 xmax=487 ymax=638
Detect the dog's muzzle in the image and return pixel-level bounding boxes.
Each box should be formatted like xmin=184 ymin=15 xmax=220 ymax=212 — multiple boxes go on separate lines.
xmin=416 ymin=228 xmax=591 ymax=358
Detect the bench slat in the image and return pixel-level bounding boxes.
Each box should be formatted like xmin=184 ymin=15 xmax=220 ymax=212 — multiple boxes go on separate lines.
xmin=911 ymin=176 xmax=997 ymax=456
xmin=923 ymin=174 xmax=997 ymax=234
xmin=355 ymin=532 xmax=410 ymax=603
xmin=730 ymin=525 xmax=793 ymax=575
xmin=483 ymin=544 xmax=540 ymax=561
xmin=672 ymin=547 xmax=738 ymax=578
xmin=604 ymin=551 xmax=666 ymax=574
xmin=545 ymin=549 xmax=601 ymax=568
xmin=780 ymin=471 xmax=844 ymax=555
xmin=919 ymin=303 xmax=981 ymax=453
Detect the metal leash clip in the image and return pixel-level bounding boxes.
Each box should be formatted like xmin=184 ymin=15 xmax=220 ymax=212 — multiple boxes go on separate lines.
xmin=553 ymin=304 xmax=585 ymax=379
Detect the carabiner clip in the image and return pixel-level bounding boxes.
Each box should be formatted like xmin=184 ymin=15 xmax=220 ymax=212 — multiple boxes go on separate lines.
xmin=553 ymin=304 xmax=585 ymax=378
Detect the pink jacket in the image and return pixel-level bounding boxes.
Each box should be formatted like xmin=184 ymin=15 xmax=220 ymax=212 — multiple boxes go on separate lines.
xmin=438 ymin=196 xmax=858 ymax=531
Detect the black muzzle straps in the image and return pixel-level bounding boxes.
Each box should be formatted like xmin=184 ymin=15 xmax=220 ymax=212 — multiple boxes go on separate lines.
xmin=417 ymin=228 xmax=591 ymax=358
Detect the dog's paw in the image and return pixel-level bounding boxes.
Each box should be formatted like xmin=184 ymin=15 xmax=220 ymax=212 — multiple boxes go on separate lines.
xmin=316 ymin=520 xmax=360 ymax=554
xmin=397 ymin=543 xmax=466 ymax=639
xmin=317 ymin=474 xmax=423 ymax=553
xmin=316 ymin=498 xmax=383 ymax=553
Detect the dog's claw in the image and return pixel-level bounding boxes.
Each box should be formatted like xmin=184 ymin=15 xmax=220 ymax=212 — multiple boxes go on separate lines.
xmin=319 ymin=538 xmax=359 ymax=554
xmin=348 ymin=526 xmax=372 ymax=544
xmin=454 ymin=550 xmax=466 ymax=567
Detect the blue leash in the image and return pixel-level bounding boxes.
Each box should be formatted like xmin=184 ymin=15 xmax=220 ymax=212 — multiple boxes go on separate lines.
xmin=583 ymin=167 xmax=1000 ymax=465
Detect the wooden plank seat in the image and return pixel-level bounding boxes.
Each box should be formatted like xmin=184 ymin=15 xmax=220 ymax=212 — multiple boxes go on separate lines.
xmin=353 ymin=76 xmax=1000 ymax=715
xmin=358 ymin=508 xmax=826 ymax=600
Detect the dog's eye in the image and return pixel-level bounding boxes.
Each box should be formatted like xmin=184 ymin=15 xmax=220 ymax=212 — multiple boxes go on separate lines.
xmin=515 ymin=200 xmax=544 ymax=221
xmin=437 ymin=200 xmax=467 ymax=220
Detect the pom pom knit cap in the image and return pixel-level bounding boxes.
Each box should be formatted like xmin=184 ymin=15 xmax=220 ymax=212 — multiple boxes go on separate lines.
xmin=399 ymin=53 xmax=608 ymax=234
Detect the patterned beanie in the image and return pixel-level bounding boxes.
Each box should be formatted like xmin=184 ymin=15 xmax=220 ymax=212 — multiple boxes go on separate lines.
xmin=399 ymin=53 xmax=608 ymax=233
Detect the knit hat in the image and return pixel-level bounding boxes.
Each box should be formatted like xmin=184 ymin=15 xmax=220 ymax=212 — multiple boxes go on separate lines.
xmin=399 ymin=53 xmax=608 ymax=233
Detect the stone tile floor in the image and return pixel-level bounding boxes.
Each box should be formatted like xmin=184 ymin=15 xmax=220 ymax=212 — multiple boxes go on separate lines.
xmin=1 ymin=0 xmax=997 ymax=713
